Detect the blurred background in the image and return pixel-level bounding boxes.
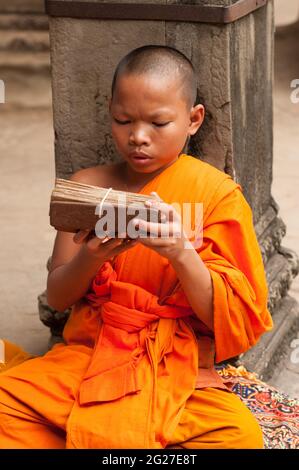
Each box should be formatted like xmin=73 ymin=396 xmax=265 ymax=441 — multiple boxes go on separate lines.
xmin=0 ymin=1 xmax=298 ymax=393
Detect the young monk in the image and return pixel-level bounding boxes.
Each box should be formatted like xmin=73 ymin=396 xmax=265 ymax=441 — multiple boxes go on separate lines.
xmin=0 ymin=45 xmax=273 ymax=449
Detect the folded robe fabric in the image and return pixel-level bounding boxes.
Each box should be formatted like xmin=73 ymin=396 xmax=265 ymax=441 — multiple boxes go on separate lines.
xmin=0 ymin=340 xmax=34 ymax=372
xmin=59 ymin=153 xmax=273 ymax=447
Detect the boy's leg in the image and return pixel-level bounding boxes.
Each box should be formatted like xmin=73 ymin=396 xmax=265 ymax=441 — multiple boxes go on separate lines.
xmin=166 ymin=387 xmax=264 ymax=449
xmin=0 ymin=339 xmax=34 ymax=372
xmin=0 ymin=343 xmax=92 ymax=449
xmin=0 ymin=406 xmax=66 ymax=449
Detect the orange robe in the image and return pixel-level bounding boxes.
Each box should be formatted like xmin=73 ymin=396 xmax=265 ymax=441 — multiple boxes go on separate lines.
xmin=0 ymin=154 xmax=272 ymax=448
xmin=0 ymin=340 xmax=33 ymax=372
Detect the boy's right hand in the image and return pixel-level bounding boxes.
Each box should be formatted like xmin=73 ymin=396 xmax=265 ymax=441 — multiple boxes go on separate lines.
xmin=73 ymin=230 xmax=138 ymax=262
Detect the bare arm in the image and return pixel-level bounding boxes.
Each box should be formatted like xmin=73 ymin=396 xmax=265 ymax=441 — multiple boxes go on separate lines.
xmin=47 ymin=233 xmax=105 ymax=312
xmin=170 ymin=245 xmax=214 ymax=331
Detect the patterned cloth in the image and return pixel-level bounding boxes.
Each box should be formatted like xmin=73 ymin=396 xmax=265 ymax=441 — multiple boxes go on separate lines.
xmin=216 ymin=364 xmax=299 ymax=449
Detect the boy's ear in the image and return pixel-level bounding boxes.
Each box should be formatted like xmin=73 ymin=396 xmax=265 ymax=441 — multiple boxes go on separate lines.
xmin=188 ymin=104 xmax=205 ymax=136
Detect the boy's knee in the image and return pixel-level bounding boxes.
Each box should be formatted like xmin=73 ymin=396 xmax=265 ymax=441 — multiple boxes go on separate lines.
xmin=234 ymin=412 xmax=264 ymax=449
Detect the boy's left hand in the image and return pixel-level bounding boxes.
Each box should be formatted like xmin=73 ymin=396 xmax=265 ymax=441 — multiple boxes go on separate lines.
xmin=131 ymin=192 xmax=190 ymax=262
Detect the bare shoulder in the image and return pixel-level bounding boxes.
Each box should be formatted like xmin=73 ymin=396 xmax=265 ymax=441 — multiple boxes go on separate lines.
xmin=70 ymin=162 xmax=123 ymax=189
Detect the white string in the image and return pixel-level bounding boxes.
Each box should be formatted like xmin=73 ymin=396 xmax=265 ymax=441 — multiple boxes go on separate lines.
xmin=98 ymin=187 xmax=113 ymax=217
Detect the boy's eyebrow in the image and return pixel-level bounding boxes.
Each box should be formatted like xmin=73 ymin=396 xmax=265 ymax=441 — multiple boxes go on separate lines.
xmin=148 ymin=110 xmax=176 ymax=118
xmin=113 ymin=108 xmax=176 ymax=118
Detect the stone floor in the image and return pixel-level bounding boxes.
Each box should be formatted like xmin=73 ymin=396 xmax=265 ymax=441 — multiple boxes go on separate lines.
xmin=0 ymin=107 xmax=55 ymax=355
xmin=0 ymin=19 xmax=298 ymax=395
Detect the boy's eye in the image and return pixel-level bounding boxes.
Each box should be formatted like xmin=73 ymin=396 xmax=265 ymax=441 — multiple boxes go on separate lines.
xmin=152 ymin=122 xmax=170 ymax=127
xmin=114 ymin=118 xmax=130 ymax=125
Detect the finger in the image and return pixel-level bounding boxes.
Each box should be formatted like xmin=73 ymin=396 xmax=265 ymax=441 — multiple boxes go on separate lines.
xmin=121 ymin=238 xmax=138 ymax=247
xmin=143 ymin=201 xmax=179 ymax=226
xmin=145 ymin=199 xmax=169 ymax=214
xmin=73 ymin=230 xmax=90 ymax=244
xmin=87 ymin=234 xmax=119 ymax=251
xmin=132 ymin=218 xmax=170 ymax=238
xmin=144 ymin=201 xmax=167 ymax=225
xmin=111 ymin=238 xmax=138 ymax=255
xmin=133 ymin=203 xmax=181 ymax=236
xmin=74 ymin=230 xmax=110 ymax=245
xmin=137 ymin=237 xmax=170 ymax=247
xmin=150 ymin=191 xmax=162 ymax=202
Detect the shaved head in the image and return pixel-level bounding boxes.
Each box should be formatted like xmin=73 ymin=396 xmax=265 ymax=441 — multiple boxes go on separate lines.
xmin=111 ymin=45 xmax=197 ymax=109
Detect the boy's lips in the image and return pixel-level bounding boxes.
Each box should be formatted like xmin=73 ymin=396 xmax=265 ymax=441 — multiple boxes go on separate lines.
xmin=129 ymin=151 xmax=152 ymax=159
xmin=129 ymin=152 xmax=153 ymax=164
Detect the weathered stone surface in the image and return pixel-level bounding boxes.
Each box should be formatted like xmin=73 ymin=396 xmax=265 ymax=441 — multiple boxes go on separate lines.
xmin=0 ymin=6 xmax=51 ymax=109
xmin=230 ymin=3 xmax=274 ymax=223
xmin=0 ymin=0 xmax=45 ymax=14
xmin=260 ymin=217 xmax=286 ymax=265
xmin=241 ymin=295 xmax=299 ymax=380
xmin=0 ymin=30 xmax=49 ymax=52
xmin=38 ymin=257 xmax=70 ymax=337
xmin=0 ymin=50 xmax=50 ymax=73
xmin=255 ymin=202 xmax=286 ymax=264
xmin=0 ymin=14 xmax=48 ymax=30
xmin=266 ymin=248 xmax=299 ymax=312
xmin=38 ymin=291 xmax=69 ymax=338
xmin=166 ymin=19 xmax=233 ymax=173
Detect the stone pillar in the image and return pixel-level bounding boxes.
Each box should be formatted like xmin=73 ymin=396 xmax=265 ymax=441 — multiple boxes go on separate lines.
xmin=42 ymin=0 xmax=299 ymax=379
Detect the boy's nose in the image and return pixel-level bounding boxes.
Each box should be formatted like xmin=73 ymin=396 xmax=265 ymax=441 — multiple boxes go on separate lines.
xmin=129 ymin=127 xmax=150 ymax=146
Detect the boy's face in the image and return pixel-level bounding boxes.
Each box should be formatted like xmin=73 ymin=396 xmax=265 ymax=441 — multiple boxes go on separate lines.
xmin=109 ymin=73 xmax=204 ymax=173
